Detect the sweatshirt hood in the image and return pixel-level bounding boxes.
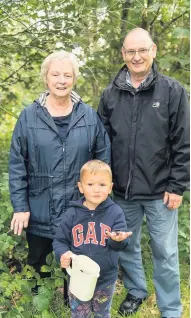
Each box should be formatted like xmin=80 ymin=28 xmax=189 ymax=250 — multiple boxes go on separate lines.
xmin=69 ymin=196 xmax=115 ymax=212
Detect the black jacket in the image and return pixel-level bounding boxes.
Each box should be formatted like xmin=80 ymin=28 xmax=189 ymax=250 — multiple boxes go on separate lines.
xmin=53 ymin=197 xmax=129 ymax=286
xmin=9 ymin=98 xmax=110 ymax=238
xmin=98 ymin=63 xmax=190 ymax=200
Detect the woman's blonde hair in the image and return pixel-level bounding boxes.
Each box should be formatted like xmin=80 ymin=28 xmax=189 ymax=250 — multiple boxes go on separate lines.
xmin=40 ymin=50 xmax=79 ymax=85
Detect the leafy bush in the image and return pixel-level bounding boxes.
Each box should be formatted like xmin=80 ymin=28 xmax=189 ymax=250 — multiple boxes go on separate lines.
xmin=0 ymin=174 xmax=67 ymax=317
xmin=0 ymin=174 xmax=189 ymax=316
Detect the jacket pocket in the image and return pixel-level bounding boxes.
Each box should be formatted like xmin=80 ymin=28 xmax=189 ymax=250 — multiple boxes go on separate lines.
xmin=28 ymin=175 xmax=51 ymax=194
xmin=28 ymin=176 xmax=52 ymax=225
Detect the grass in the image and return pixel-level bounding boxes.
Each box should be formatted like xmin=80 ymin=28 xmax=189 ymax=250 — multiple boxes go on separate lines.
xmin=111 ymin=262 xmax=190 ymax=318
xmin=50 ymin=261 xmax=189 ymax=318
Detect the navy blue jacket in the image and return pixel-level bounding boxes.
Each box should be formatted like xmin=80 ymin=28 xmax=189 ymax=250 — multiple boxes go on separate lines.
xmin=53 ymin=197 xmax=129 ymax=286
xmin=9 ymin=98 xmax=110 ymax=238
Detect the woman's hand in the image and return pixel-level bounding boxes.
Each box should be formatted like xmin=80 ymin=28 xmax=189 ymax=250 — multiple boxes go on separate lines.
xmin=10 ymin=212 xmax=30 ymax=235
xmin=60 ymin=251 xmax=74 ymax=268
xmin=107 ymin=231 xmax=132 ymax=242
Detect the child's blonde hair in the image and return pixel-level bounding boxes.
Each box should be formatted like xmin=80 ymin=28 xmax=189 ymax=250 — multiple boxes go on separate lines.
xmin=80 ymin=160 xmax=112 ymax=181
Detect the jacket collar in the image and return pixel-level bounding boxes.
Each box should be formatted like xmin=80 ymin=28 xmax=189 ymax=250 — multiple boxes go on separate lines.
xmin=38 ymin=90 xmax=81 ymax=107
xmin=34 ymin=91 xmax=85 ymax=136
xmin=113 ymin=62 xmax=158 ymax=92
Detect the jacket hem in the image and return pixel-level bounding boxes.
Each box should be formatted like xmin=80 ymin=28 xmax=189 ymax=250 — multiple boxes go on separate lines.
xmin=113 ymin=189 xmax=164 ymax=200
xmin=26 ymin=228 xmax=54 ymax=239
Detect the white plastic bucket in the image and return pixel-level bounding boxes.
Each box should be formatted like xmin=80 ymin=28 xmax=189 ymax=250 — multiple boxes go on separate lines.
xmin=66 ymin=254 xmax=100 ymax=301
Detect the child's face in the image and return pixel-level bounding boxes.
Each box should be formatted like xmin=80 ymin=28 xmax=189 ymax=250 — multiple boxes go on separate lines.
xmin=78 ymin=171 xmax=113 ymax=210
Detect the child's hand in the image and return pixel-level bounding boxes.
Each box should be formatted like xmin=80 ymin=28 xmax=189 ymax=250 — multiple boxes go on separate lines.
xmin=60 ymin=251 xmax=74 ymax=268
xmin=106 ymin=231 xmax=132 ymax=242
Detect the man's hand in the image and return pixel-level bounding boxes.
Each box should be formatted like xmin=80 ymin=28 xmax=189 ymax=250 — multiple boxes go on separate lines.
xmin=10 ymin=212 xmax=30 ymax=236
xmin=106 ymin=231 xmax=132 ymax=242
xmin=60 ymin=251 xmax=74 ymax=268
xmin=163 ymin=192 xmax=183 ymax=210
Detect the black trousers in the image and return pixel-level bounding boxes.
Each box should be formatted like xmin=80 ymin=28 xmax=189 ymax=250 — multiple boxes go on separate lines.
xmin=26 ymin=232 xmax=53 ymax=278
xmin=26 ymin=232 xmax=68 ymax=302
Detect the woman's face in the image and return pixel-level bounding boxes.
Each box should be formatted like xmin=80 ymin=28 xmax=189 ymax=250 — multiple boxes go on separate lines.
xmin=46 ymin=59 xmax=75 ymax=98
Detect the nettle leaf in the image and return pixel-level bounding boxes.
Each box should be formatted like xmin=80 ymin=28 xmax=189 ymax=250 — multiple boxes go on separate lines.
xmin=178 ymin=229 xmax=187 ymax=239
xmin=45 ymin=253 xmax=53 ymax=266
xmin=0 ymin=261 xmax=9 ymax=272
xmin=41 ymin=265 xmax=51 ymax=272
xmin=38 ymin=286 xmax=52 ymax=296
xmin=53 ymin=267 xmax=66 ymax=278
xmin=183 ymin=191 xmax=190 ymax=202
xmin=54 ymin=277 xmax=64 ymax=287
xmin=33 ymin=294 xmax=51 ymax=312
xmin=21 ymin=283 xmax=32 ymax=295
xmin=7 ymin=206 xmax=13 ymax=214
xmin=42 ymin=310 xmax=54 ymax=318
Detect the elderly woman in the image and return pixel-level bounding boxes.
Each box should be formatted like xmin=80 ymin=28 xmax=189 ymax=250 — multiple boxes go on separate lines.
xmin=9 ymin=51 xmax=110 ymax=295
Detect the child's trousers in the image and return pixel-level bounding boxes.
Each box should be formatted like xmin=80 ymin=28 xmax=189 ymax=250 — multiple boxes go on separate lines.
xmin=69 ymin=282 xmax=115 ymax=317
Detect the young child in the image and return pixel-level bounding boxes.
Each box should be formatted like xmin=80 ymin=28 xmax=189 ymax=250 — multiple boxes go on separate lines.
xmin=53 ymin=160 xmax=132 ymax=318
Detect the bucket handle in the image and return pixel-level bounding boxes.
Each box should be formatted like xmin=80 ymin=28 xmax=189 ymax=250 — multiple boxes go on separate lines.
xmin=66 ymin=254 xmax=76 ymax=276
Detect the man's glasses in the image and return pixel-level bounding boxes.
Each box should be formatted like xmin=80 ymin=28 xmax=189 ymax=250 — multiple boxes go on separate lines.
xmin=123 ymin=44 xmax=153 ymax=58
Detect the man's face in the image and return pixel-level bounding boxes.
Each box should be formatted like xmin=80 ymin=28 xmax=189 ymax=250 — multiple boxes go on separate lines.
xmin=122 ymin=31 xmax=157 ymax=77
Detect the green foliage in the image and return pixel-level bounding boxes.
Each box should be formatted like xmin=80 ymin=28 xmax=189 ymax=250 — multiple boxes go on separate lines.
xmin=178 ymin=192 xmax=190 ymax=260
xmin=33 ymin=287 xmax=53 ymax=312
xmin=0 ymin=175 xmax=63 ymax=316
xmin=0 ymin=0 xmax=189 ymax=111
xmin=0 ymin=0 xmax=189 ymax=316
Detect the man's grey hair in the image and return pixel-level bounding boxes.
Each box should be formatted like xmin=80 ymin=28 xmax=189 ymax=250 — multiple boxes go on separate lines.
xmin=40 ymin=50 xmax=79 ymax=85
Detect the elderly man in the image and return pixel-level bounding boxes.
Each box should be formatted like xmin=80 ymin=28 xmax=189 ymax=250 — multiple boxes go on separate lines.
xmin=98 ymin=28 xmax=189 ymax=318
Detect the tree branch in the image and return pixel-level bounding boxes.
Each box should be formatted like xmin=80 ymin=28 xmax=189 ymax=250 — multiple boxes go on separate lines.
xmin=158 ymin=11 xmax=189 ymax=37
xmin=120 ymin=0 xmax=131 ymax=41
xmin=1 ymin=60 xmax=29 ymax=83
xmin=0 ymin=104 xmax=18 ymax=119
xmin=42 ymin=0 xmax=50 ymax=30
xmin=150 ymin=6 xmax=161 ymax=27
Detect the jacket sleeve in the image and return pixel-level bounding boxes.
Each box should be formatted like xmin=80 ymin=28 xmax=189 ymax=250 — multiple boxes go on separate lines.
xmin=9 ymin=111 xmax=30 ymax=212
xmin=165 ymin=86 xmax=190 ymax=195
xmin=108 ymin=208 xmax=130 ymax=251
xmin=93 ymin=113 xmax=111 ymax=165
xmin=53 ymin=211 xmax=73 ymax=262
xmin=97 ymin=87 xmax=112 ymax=140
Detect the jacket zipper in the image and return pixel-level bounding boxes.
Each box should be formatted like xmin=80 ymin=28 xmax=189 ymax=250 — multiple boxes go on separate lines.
xmin=125 ymin=92 xmax=137 ymax=200
xmin=62 ymin=142 xmax=66 ymax=210
xmin=49 ymin=175 xmax=54 ymax=209
xmin=62 ymin=112 xmax=85 ymax=210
